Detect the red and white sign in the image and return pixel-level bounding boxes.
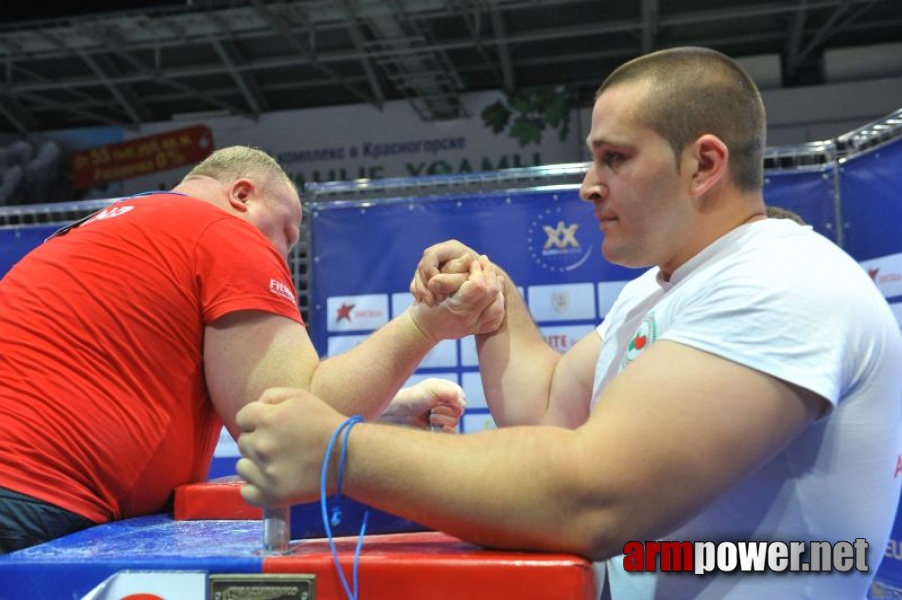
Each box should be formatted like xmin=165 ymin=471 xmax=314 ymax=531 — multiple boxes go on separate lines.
xmin=81 ymin=571 xmax=206 ymax=600
xmin=71 ymin=125 xmax=213 ymax=189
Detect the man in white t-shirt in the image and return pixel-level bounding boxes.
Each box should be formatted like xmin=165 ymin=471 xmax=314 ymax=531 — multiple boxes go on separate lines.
xmin=233 ymin=47 xmax=902 ymax=599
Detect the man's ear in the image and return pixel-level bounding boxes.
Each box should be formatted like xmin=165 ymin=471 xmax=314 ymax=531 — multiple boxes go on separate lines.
xmin=227 ymin=179 xmax=255 ymax=213
xmin=687 ymin=134 xmax=728 ymax=198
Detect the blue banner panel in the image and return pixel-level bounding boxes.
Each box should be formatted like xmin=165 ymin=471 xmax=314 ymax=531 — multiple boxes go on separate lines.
xmin=840 ymin=137 xmax=902 ymax=262
xmin=0 ymin=225 xmax=58 ymax=278
xmin=308 ymin=187 xmax=642 ymax=432
xmin=762 ymin=167 xmax=837 ymax=243
xmin=311 ymin=188 xmax=603 ymax=291
xmin=308 ymin=187 xmax=639 ymax=355
xmin=847 ymin=140 xmax=902 ymax=600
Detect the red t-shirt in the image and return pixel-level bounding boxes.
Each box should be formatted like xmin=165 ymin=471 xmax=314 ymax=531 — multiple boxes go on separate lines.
xmin=0 ymin=193 xmax=303 ymax=523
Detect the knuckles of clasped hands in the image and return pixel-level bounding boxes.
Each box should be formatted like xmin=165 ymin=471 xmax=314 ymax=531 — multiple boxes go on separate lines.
xmin=410 ymin=240 xmax=482 ymax=306
xmin=410 ymin=240 xmax=505 ymax=337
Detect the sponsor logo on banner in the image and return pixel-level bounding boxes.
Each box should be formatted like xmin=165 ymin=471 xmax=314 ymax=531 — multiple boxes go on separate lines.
xmin=861 ymin=252 xmax=902 ymax=299
xmin=327 ymin=294 xmax=388 ymax=332
xmin=335 ymin=302 xmax=354 ymax=322
xmin=541 ymin=324 xmax=596 ymax=352
xmin=551 ymin=292 xmax=570 ymax=314
xmin=527 ymin=282 xmax=596 ymax=322
xmin=527 ymin=206 xmax=595 ymax=272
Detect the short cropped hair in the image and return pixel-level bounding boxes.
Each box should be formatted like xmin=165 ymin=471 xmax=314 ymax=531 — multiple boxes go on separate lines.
xmin=766 ymin=205 xmax=806 ymax=225
xmin=596 ymin=47 xmax=766 ymax=192
xmin=183 ymin=146 xmax=296 ymax=193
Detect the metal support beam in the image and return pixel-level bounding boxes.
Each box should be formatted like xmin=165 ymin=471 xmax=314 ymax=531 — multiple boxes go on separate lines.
xmin=249 ymin=0 xmax=375 ymax=106
xmin=488 ymin=1 xmax=515 ymax=91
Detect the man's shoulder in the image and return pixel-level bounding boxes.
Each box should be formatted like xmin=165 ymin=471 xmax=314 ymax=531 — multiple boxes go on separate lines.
xmin=124 ymin=192 xmax=226 ymax=221
xmin=124 ymin=193 xmax=257 ymax=238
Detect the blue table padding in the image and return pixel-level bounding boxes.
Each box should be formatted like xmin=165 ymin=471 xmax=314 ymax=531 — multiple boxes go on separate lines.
xmin=292 ymin=496 xmax=428 ymax=538
xmin=0 ymin=515 xmax=263 ymax=599
xmin=173 ymin=477 xmax=430 ymax=538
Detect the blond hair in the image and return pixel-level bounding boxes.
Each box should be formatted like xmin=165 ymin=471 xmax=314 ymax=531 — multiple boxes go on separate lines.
xmin=182 ymin=146 xmax=296 ymax=193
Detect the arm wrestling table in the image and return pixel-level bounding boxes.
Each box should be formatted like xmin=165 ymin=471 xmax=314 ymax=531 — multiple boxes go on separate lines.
xmin=0 ymin=478 xmax=599 ymax=600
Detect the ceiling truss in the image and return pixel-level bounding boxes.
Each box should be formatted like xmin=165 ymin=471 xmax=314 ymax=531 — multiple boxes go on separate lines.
xmin=0 ymin=0 xmax=898 ymax=134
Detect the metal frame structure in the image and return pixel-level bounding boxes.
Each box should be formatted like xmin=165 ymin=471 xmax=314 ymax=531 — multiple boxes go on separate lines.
xmin=2 ymin=107 xmax=901 ymax=325
xmin=0 ymin=0 xmax=900 ymax=134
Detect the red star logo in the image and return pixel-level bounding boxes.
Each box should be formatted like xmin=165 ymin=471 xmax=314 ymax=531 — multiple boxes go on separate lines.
xmin=868 ymin=267 xmax=879 ymax=281
xmin=336 ymin=303 xmax=355 ymax=323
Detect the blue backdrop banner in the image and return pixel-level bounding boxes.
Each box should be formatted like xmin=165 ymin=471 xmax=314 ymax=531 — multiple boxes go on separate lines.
xmin=0 ymin=225 xmax=58 ymax=277
xmin=308 ymin=186 xmax=640 ymax=433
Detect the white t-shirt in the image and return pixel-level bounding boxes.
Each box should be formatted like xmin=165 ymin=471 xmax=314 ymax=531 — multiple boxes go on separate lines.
xmin=591 ymin=219 xmax=902 ymax=599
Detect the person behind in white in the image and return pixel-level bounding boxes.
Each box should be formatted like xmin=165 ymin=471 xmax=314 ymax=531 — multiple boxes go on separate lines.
xmin=233 ymin=47 xmax=902 ymax=600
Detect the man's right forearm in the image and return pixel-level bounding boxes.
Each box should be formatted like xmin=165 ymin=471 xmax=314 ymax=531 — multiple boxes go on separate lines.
xmin=476 ymin=270 xmax=563 ymax=426
xmin=310 ymin=308 xmax=436 ymax=420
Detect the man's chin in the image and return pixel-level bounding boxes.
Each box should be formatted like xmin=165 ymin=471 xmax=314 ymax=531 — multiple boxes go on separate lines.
xmin=601 ymin=246 xmax=651 ymax=270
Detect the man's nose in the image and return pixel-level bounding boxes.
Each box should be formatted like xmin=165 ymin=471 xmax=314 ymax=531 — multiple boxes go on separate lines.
xmin=579 ymin=168 xmax=605 ymax=203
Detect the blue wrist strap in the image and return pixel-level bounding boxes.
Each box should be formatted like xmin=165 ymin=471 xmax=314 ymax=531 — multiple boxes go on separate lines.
xmin=320 ymin=415 xmax=368 ymax=600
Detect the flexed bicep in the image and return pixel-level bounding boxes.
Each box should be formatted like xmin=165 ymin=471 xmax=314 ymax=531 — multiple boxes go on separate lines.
xmin=204 ymin=311 xmax=318 ymax=438
xmin=573 ymin=339 xmax=825 ymax=546
xmin=546 ymin=332 xmax=601 ymax=428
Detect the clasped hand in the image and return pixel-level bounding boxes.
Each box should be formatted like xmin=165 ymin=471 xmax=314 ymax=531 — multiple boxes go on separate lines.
xmin=407 ymin=240 xmax=504 ymax=341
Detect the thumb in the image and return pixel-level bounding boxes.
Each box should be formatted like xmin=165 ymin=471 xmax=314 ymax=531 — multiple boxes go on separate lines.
xmin=441 ymin=254 xmax=474 ymax=274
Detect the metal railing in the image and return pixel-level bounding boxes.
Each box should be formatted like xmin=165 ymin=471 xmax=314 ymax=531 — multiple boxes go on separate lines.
xmin=3 ymin=107 xmax=901 ymax=328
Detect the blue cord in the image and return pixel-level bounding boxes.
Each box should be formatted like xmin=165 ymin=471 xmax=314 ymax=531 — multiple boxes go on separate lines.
xmin=320 ymin=414 xmax=368 ymax=600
